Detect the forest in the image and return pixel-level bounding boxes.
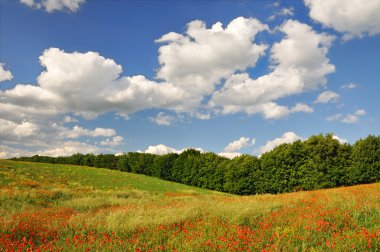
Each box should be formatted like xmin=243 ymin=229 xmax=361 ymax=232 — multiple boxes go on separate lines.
xmin=12 ymin=134 xmax=380 ymax=195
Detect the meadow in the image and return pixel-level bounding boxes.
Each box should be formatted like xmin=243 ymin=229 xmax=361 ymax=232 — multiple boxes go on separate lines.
xmin=0 ymin=160 xmax=379 ymax=251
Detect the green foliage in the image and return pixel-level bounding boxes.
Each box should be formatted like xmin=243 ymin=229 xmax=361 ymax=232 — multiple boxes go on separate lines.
xmin=224 ymin=155 xmax=261 ymax=195
xmin=10 ymin=133 xmax=380 ymax=195
xmin=153 ymin=153 xmax=178 ymax=180
xmin=350 ymin=135 xmax=380 ymax=184
xmin=261 ymin=141 xmax=305 ymax=193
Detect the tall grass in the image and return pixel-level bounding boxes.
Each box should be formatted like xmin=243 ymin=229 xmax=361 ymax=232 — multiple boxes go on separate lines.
xmin=0 ymin=160 xmax=379 ymax=251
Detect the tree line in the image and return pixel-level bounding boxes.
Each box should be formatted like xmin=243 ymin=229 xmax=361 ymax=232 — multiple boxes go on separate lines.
xmin=11 ymin=134 xmax=380 ymax=195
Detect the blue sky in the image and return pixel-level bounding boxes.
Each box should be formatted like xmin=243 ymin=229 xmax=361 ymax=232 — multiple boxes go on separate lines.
xmin=0 ymin=0 xmax=379 ymax=158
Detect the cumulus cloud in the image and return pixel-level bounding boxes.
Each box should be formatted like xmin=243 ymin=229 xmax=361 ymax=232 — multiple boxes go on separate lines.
xmin=219 ymin=137 xmax=255 ymax=159
xmin=332 ymin=134 xmax=348 ymax=144
xmin=314 ymin=90 xmax=340 ymax=103
xmin=267 ymin=1 xmax=280 ymax=8
xmin=20 ymin=0 xmax=86 ymax=13
xmin=291 ymin=103 xmax=314 ymax=113
xmin=100 ymin=136 xmax=124 ymax=147
xmin=38 ymin=141 xmax=98 ymax=157
xmin=0 ymin=145 xmax=34 ymax=159
xmin=149 ymin=112 xmax=175 ymax=126
xmin=218 ymin=152 xmax=242 ymax=159
xmin=224 ymin=137 xmax=254 ymax=152
xmin=0 ymin=17 xmax=268 ymax=157
xmin=0 ymin=18 xmax=318 ymax=126
xmin=0 ymin=118 xmax=63 ymax=147
xmin=194 ymin=112 xmax=211 ymax=120
xmin=259 ymin=131 xmax=302 ymax=154
xmin=0 ymin=48 xmax=186 ymax=122
xmin=0 ymin=17 xmax=341 ymax=158
xmin=0 ymin=119 xmax=39 ymax=140
xmin=327 ymin=109 xmax=366 ymax=123
xmin=155 ymin=17 xmax=268 ymax=98
xmin=0 ymin=64 xmax=13 ymax=82
xmin=341 ymin=83 xmax=358 ymax=89
xmin=210 ymin=20 xmax=334 ymax=119
xmin=304 ymin=0 xmax=380 ymax=40
xmin=142 ymin=144 xmax=203 ymax=155
xmin=268 ymin=7 xmax=295 ymax=21
xmin=60 ymin=125 xmax=116 ymax=138
xmin=0 ymin=141 xmax=102 ymax=158
xmin=63 ymin=115 xmax=78 ymax=123
xmin=0 ymin=116 xmax=122 ymax=157
xmin=144 ymin=144 xmax=180 ymax=155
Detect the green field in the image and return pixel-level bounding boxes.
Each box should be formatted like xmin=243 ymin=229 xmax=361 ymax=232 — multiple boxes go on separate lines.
xmin=0 ymin=160 xmax=379 ymax=251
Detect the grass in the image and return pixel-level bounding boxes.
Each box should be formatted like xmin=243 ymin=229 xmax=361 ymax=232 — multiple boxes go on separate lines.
xmin=0 ymin=159 xmax=379 ymax=251
xmin=0 ymin=160 xmax=211 ymax=193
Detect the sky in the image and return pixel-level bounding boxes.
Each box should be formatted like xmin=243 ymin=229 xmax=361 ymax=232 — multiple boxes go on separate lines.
xmin=0 ymin=0 xmax=379 ymax=159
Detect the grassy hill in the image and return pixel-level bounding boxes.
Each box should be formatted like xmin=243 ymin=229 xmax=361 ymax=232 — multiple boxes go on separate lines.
xmin=0 ymin=160 xmax=379 ymax=251
xmin=0 ymin=160 xmax=212 ymax=193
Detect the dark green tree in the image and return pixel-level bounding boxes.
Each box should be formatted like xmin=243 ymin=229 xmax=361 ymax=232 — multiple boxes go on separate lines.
xmin=153 ymin=153 xmax=178 ymax=180
xmin=224 ymin=155 xmax=261 ymax=195
xmin=261 ymin=141 xmax=305 ymax=193
xmin=350 ymin=135 xmax=380 ymax=184
xmin=172 ymin=149 xmax=201 ymax=184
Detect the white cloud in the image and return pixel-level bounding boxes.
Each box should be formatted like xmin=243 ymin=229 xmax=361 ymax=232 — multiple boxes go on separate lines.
xmin=149 ymin=112 xmax=175 ymax=126
xmin=355 ymin=109 xmax=366 ymax=116
xmin=14 ymin=121 xmax=39 ymax=138
xmin=304 ymin=0 xmax=380 ymax=40
xmin=342 ymin=115 xmax=360 ymax=124
xmin=116 ymin=113 xmax=130 ymax=121
xmin=224 ymin=137 xmax=254 ymax=152
xmin=257 ymin=102 xmax=314 ymax=119
xmin=210 ymin=20 xmax=333 ymax=119
xmin=268 ymin=7 xmax=295 ymax=21
xmin=63 ymin=115 xmax=78 ymax=123
xmin=314 ymin=90 xmax=340 ymax=103
xmin=20 ymin=0 xmax=35 ymax=7
xmin=0 ymin=64 xmax=13 ymax=82
xmin=100 ymin=136 xmax=124 ymax=147
xmin=0 ymin=17 xmax=340 ymax=157
xmin=327 ymin=109 xmax=366 ymax=123
xmin=144 ymin=144 xmax=180 ymax=155
xmin=155 ymin=17 xmax=268 ymax=99
xmin=92 ymin=128 xmax=116 ymax=137
xmin=142 ymin=144 xmax=203 ymax=155
xmin=20 ymin=0 xmax=86 ymax=13
xmin=38 ymin=141 xmax=98 ymax=157
xmin=341 ymin=83 xmax=358 ymax=89
xmin=0 ymin=118 xmax=78 ymax=148
xmin=0 ymin=119 xmax=39 ymax=139
xmin=326 ymin=114 xmax=343 ymax=121
xmin=0 ymin=117 xmax=123 ymax=157
xmin=0 ymin=16 xmax=273 ymax=131
xmin=332 ymin=134 xmax=348 ymax=144
xmin=0 ymin=145 xmax=34 ymax=159
xmin=0 ymin=17 xmax=284 ymax=126
xmin=219 ymin=136 xmax=257 ymax=159
xmin=0 ymin=140 xmax=119 ymax=158
xmin=259 ymin=131 xmax=302 ymax=154
xmin=267 ymin=1 xmax=280 ymax=8
xmin=60 ymin=125 xmax=116 ymax=138
xmin=0 ymin=48 xmax=187 ymax=122
xmin=194 ymin=112 xmax=211 ymax=120
xmin=218 ymin=152 xmax=242 ymax=159
xmin=291 ymin=103 xmax=314 ymax=113
xmin=0 ymin=17 xmax=266 ymax=157
xmin=280 ymin=7 xmax=295 ymax=16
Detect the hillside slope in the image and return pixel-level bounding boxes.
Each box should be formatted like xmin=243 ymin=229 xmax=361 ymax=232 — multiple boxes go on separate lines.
xmin=0 ymin=160 xmax=379 ymax=251
xmin=0 ymin=160 xmax=213 ymax=193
